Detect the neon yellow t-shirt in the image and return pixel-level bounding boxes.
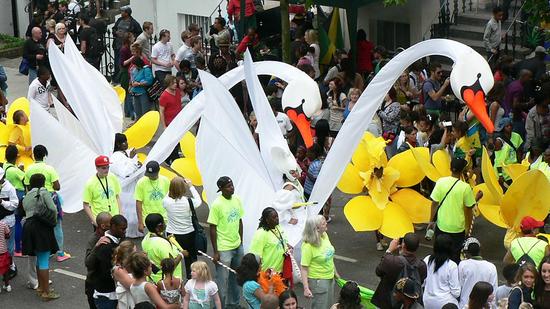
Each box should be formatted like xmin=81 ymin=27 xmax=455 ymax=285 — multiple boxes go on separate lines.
xmin=207 ymin=194 xmax=244 ymax=251
xmin=301 ymin=233 xmax=335 ymax=279
xmin=24 ymin=161 xmax=59 ymax=192
xmin=510 ymin=237 xmax=548 ymax=269
xmin=4 ymin=162 xmax=25 ymax=191
xmin=83 ymin=173 xmax=121 ymax=217
xmin=134 ymin=175 xmax=170 ymax=223
xmin=141 ymin=232 xmax=182 ymax=283
xmin=249 ymin=225 xmax=287 ymax=272
xmin=430 ymin=176 xmax=476 ymax=233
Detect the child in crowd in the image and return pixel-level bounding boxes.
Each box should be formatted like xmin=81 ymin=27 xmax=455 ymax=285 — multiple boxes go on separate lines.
xmin=295 ymin=146 xmax=309 ymax=185
xmin=183 ymin=260 xmax=221 ymax=309
xmin=495 ymin=263 xmax=520 ymax=307
xmin=156 ymin=258 xmax=183 ymax=306
xmin=0 ymin=220 xmax=11 ymax=292
xmin=237 ymin=253 xmax=268 ymax=309
xmin=452 ymin=121 xmax=474 ymax=163
xmin=128 ymin=252 xmax=178 ymax=309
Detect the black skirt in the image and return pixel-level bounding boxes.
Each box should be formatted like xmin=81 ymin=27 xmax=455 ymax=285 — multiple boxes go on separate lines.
xmin=22 ymin=217 xmax=58 ymax=256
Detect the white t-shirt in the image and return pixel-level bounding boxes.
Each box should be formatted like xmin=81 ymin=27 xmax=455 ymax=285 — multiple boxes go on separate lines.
xmin=495 ymin=284 xmax=513 ymax=306
xmin=163 ymin=187 xmax=202 ymax=235
xmin=275 ymin=112 xmax=293 ymax=136
xmin=422 ymin=255 xmax=460 ymax=309
xmin=175 ymin=43 xmax=190 ymax=62
xmin=457 ymin=258 xmax=498 ymax=309
xmin=184 ymin=279 xmax=218 ymax=307
xmin=310 ymin=43 xmax=320 ymax=79
xmin=27 ymin=78 xmax=52 ymax=110
xmin=151 ymin=41 xmax=174 ymax=72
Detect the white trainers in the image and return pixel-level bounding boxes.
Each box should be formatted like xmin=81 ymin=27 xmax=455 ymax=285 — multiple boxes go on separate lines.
xmin=27 ymin=281 xmax=39 ymax=290
xmin=3 ymin=284 xmax=11 ymax=292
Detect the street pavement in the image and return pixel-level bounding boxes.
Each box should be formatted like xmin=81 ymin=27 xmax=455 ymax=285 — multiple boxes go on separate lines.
xmin=0 ymin=57 xmax=508 ymax=308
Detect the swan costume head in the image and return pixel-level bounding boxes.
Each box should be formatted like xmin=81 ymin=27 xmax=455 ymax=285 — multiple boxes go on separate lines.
xmin=450 ymin=52 xmax=495 ymax=133
xmin=271 ymin=146 xmax=302 ymax=182
xmin=282 ymin=78 xmax=322 ymax=148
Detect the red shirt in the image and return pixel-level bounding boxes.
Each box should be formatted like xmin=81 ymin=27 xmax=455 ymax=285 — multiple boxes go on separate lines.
xmin=237 ymin=34 xmax=259 ymax=54
xmin=356 ymin=40 xmax=374 ymax=74
xmin=228 ymin=0 xmax=255 ymax=19
xmin=159 ymin=88 xmax=182 ymax=126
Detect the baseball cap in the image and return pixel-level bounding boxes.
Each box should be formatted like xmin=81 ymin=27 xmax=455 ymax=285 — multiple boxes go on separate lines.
xmin=216 ymin=176 xmax=232 ymax=192
xmin=144 ymin=161 xmax=160 ymax=177
xmin=521 ymin=216 xmax=545 ymax=231
xmin=95 ymin=155 xmax=110 ymax=167
xmin=394 ymin=278 xmax=420 ymax=299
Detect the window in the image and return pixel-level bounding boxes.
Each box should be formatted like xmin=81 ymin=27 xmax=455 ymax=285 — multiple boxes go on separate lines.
xmin=376 ymin=20 xmax=410 ymax=51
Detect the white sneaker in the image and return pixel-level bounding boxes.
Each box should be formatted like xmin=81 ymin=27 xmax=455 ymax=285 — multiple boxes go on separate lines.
xmin=27 ymin=281 xmax=38 ymax=290
xmin=3 ymin=284 xmax=11 ymax=292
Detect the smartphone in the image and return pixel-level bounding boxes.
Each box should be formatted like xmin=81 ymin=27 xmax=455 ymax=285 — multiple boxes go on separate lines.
xmin=441 ymin=121 xmax=452 ymax=127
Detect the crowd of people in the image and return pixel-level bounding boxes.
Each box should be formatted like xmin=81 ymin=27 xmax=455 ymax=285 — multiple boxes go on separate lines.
xmin=0 ymin=1 xmax=549 ymax=309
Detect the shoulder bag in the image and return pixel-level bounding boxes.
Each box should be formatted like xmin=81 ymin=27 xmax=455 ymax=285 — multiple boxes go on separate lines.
xmin=188 ymin=197 xmax=207 ymax=253
xmin=432 ymin=179 xmax=460 ymax=224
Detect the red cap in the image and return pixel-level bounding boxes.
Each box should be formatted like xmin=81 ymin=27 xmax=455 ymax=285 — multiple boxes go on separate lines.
xmin=95 ymin=155 xmax=111 ymax=167
xmin=520 ymin=216 xmax=544 ymax=231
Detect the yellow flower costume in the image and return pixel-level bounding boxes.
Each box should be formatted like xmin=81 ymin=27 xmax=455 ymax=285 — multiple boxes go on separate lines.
xmin=337 ymin=132 xmax=432 ymax=238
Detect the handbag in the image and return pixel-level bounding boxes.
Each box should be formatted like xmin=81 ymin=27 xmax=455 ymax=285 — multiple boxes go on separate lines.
xmin=188 ymin=198 xmax=207 ymax=254
xmin=18 ymin=58 xmax=29 ymax=76
xmin=33 ymin=188 xmax=57 ymax=228
xmin=146 ymin=79 xmax=163 ymax=102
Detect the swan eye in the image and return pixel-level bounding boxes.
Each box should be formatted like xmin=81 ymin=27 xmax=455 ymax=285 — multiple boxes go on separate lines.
xmin=301 ymin=99 xmax=305 ymax=104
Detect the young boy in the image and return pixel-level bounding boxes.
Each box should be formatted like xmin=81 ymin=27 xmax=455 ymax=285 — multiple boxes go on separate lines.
xmin=495 ymin=263 xmax=519 ymax=307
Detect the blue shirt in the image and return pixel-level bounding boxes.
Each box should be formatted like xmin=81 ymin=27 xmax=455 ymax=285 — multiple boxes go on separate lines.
xmin=243 ymin=280 xmax=261 ymax=309
xmin=423 ymin=79 xmax=442 ymax=111
xmin=304 ymin=158 xmax=323 ymax=195
xmin=130 ymin=66 xmax=154 ymax=95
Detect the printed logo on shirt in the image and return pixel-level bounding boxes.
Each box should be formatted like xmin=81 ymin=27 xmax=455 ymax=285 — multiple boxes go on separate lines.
xmin=227 ymin=208 xmax=240 ymax=223
xmin=325 ymin=247 xmax=335 ymax=263
xmin=101 ymin=188 xmax=115 ymax=200
xmin=37 ymin=84 xmax=52 ymax=94
xmin=149 ymin=188 xmax=164 ymax=201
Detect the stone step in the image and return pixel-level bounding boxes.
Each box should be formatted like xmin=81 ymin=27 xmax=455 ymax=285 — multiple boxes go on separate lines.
xmin=455 ymin=13 xmax=516 ymax=28
xmin=447 ymin=36 xmax=531 ymax=59
xmin=449 ymin=23 xmax=520 ymax=41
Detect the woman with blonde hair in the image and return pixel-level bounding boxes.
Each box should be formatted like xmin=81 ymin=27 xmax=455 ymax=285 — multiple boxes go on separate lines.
xmin=305 ymin=29 xmax=320 ymax=79
xmin=343 ymin=88 xmax=361 ymax=121
xmin=112 ymin=240 xmax=136 ymax=309
xmin=46 ymin=22 xmax=70 ymax=110
xmin=301 ymin=215 xmax=338 ymax=309
xmin=183 ymin=260 xmax=222 ymax=308
xmin=163 ymin=176 xmax=202 ymax=279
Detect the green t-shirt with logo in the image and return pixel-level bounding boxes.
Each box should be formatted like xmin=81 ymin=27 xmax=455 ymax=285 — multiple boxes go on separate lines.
xmin=134 ymin=175 xmax=170 ymax=223
xmin=24 ymin=161 xmax=59 ymax=192
xmin=141 ymin=232 xmax=182 ymax=283
xmin=249 ymin=225 xmax=287 ymax=272
xmin=430 ymin=176 xmax=476 ymax=233
xmin=207 ymin=194 xmax=244 ymax=251
xmin=4 ymin=162 xmax=25 ymax=191
xmin=83 ymin=173 xmax=121 ymax=217
xmin=301 ymin=233 xmax=335 ymax=279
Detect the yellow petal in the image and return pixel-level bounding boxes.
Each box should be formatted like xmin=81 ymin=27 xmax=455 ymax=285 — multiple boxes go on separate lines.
xmin=337 ymin=163 xmax=364 ymax=194
xmin=113 ymin=86 xmax=126 ymax=104
xmin=481 ymin=147 xmax=503 ymax=204
xmin=502 ymin=163 xmax=529 ymax=182
xmin=137 ymin=152 xmax=147 ymax=164
xmin=477 ymin=203 xmax=508 ymax=228
xmin=159 ymin=166 xmax=177 ymax=181
xmin=351 ymin=140 xmax=370 ymax=172
xmin=364 ymin=167 xmax=400 ymax=209
xmin=387 ymin=148 xmax=425 ymax=187
xmin=124 ymin=111 xmax=160 ymax=149
xmin=201 ymin=189 xmax=208 ymax=205
xmin=343 ymin=195 xmax=383 ymax=232
xmin=362 ymin=131 xmax=376 ymax=142
xmin=0 ymin=122 xmax=10 ymax=145
xmin=7 ymin=97 xmax=30 ymax=125
xmin=379 ymin=202 xmax=414 ymax=239
xmin=501 ymin=169 xmax=550 ymax=229
xmin=179 ymin=132 xmax=197 ymax=159
xmin=433 ymin=150 xmax=452 ymax=178
xmin=390 ymin=188 xmax=431 ymax=223
xmin=171 ymin=157 xmax=203 ymax=186
xmin=16 ymin=155 xmax=34 ymax=169
xmin=410 ymin=146 xmax=441 ymax=182
xmin=473 ymin=183 xmax=499 ymax=205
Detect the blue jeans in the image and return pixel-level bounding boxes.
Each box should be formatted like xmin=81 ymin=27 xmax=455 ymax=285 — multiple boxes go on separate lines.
xmin=124 ymin=93 xmax=134 ymax=118
xmin=28 ymin=68 xmax=37 ymax=84
xmin=132 ymin=94 xmax=151 ymax=120
xmin=216 ymin=245 xmax=243 ymax=307
xmin=94 ymin=296 xmax=118 ymax=309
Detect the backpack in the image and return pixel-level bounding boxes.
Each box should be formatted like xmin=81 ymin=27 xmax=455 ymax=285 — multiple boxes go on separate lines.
xmin=86 ymin=27 xmax=103 ymax=58
xmin=419 ymin=80 xmax=434 ymax=106
xmin=516 ymin=239 xmax=541 ymax=267
xmin=392 ymin=256 xmax=422 ymax=306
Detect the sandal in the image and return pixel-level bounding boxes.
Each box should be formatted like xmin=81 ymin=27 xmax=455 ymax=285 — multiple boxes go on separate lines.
xmin=41 ymin=290 xmax=60 ymax=301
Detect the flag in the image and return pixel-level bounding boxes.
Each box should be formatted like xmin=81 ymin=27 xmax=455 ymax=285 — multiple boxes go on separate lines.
xmin=336 ymin=278 xmax=377 ymax=309
xmin=318 ymin=6 xmax=345 ymax=65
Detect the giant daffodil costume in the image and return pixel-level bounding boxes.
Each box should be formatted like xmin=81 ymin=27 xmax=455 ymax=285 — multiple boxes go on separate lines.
xmin=337 ymin=132 xmax=432 ymax=238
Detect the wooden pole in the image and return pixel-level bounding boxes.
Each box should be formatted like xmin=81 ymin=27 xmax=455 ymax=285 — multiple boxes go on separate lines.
xmin=280 ymin=0 xmax=291 ymax=63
